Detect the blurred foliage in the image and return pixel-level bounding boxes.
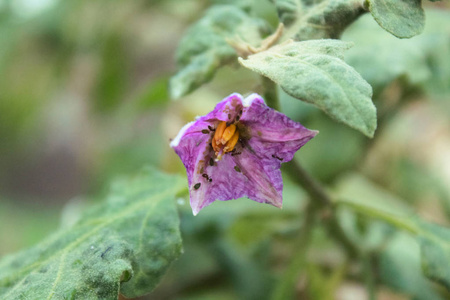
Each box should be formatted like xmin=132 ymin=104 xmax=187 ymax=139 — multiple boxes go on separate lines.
xmin=0 ymin=0 xmax=449 ymax=299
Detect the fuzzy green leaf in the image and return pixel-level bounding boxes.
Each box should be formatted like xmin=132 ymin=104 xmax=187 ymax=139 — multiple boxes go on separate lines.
xmin=0 ymin=168 xmax=185 ymax=300
xmin=170 ymin=5 xmax=268 ymax=99
xmin=271 ymin=0 xmax=366 ymax=40
xmin=239 ymin=40 xmax=376 ymax=137
xmin=367 ymin=0 xmax=425 ymax=38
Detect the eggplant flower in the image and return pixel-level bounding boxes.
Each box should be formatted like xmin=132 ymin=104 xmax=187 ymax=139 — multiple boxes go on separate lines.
xmin=170 ymin=93 xmax=317 ymax=215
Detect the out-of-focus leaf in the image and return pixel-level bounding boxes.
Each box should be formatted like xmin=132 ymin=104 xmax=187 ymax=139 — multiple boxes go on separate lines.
xmin=343 ymin=11 xmax=450 ymax=98
xmin=271 ymin=0 xmax=366 ymax=40
xmin=170 ymin=5 xmax=268 ymax=99
xmin=136 ymin=76 xmax=169 ymax=109
xmin=334 ymin=174 xmax=413 ymax=218
xmin=379 ymin=232 xmax=443 ymax=300
xmin=209 ymin=0 xmax=253 ymax=11
xmin=0 ymin=168 xmax=185 ymax=299
xmin=239 ymin=39 xmax=376 ymax=137
xmin=93 ymin=34 xmax=129 ymax=112
xmin=336 ymin=175 xmax=450 ymax=292
xmin=291 ymin=110 xmax=366 ymax=182
xmin=367 ymin=0 xmax=424 ymax=38
xmin=417 ymin=220 xmax=450 ymax=291
xmin=0 ymin=200 xmax=60 ymax=257
xmin=306 ymin=263 xmax=347 ymax=300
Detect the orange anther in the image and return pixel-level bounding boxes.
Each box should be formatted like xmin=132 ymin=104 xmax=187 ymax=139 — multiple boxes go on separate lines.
xmin=214 ymin=121 xmax=227 ymax=143
xmin=223 ymin=131 xmax=239 ymax=153
xmin=219 ymin=124 xmax=236 ymax=145
xmin=212 ymin=121 xmax=240 ymax=160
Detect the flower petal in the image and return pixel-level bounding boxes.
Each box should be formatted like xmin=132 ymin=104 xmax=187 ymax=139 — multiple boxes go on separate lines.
xmin=171 ymin=93 xmax=317 ymax=215
xmin=170 ymin=119 xmax=214 ymax=193
xmin=241 ymin=93 xmax=318 ymax=162
xmin=200 ymin=93 xmax=244 ymax=123
xmin=189 ymin=148 xmax=283 ymax=215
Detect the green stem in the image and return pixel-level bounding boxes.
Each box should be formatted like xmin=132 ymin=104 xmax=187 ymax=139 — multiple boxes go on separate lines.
xmin=284 ymin=160 xmax=359 ymax=257
xmin=283 ymin=161 xmax=331 ymax=207
xmin=338 ymin=201 xmax=419 ymax=234
xmin=261 ymin=76 xmax=360 ymax=293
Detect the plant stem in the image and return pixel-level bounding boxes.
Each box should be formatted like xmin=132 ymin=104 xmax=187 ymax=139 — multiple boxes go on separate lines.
xmin=284 ymin=160 xmax=359 ymax=257
xmin=263 ymin=78 xmax=360 ymax=292
xmin=284 ymin=161 xmax=331 ymax=207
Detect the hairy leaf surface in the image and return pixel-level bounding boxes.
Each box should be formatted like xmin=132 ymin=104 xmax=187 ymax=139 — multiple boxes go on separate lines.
xmin=367 ymin=0 xmax=424 ymax=38
xmin=0 ymin=168 xmax=185 ymax=299
xmin=239 ymin=40 xmax=376 ymax=137
xmin=170 ymin=5 xmax=268 ymax=99
xmin=271 ymin=0 xmax=366 ymax=40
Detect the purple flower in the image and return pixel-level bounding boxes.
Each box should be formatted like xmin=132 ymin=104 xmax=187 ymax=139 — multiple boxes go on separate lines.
xmin=171 ymin=93 xmax=317 ymax=215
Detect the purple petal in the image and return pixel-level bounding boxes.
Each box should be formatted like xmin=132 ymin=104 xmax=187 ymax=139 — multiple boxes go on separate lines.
xmin=170 ymin=119 xmax=213 ymax=185
xmin=200 ymin=93 xmax=244 ymax=123
xmin=188 ymin=148 xmax=284 ymax=215
xmin=241 ymin=94 xmax=318 ymax=162
xmin=171 ymin=93 xmax=317 ymax=215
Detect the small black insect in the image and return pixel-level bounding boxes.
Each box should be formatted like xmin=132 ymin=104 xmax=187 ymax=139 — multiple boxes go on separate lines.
xmin=208 ymin=125 xmax=215 ymax=131
xmin=101 ymin=246 xmax=113 ymax=259
xmin=201 ymin=129 xmax=209 ymax=134
xmin=202 ymin=173 xmax=209 ymax=179
xmin=272 ymin=154 xmax=283 ymax=161
xmin=236 ymin=115 xmax=240 ymax=121
xmin=208 ymin=178 xmax=212 ymax=182
xmin=194 ymin=183 xmax=201 ymax=190
xmin=234 ymin=166 xmax=241 ymax=173
xmin=239 ymin=110 xmax=243 ymax=115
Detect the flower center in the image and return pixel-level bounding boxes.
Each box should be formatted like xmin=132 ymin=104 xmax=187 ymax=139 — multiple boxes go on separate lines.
xmin=212 ymin=121 xmax=239 ymax=160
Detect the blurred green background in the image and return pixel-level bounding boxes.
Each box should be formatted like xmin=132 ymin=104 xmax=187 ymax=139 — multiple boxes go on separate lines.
xmin=1 ymin=0 xmax=450 ymax=299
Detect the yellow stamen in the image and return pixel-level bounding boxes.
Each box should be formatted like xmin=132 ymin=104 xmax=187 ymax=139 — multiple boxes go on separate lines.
xmin=219 ymin=124 xmax=236 ymax=145
xmin=214 ymin=121 xmax=227 ymax=143
xmin=223 ymin=131 xmax=239 ymax=153
xmin=212 ymin=121 xmax=240 ymax=160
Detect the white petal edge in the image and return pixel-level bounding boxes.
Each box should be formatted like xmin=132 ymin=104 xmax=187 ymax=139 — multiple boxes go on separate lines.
xmin=243 ymin=93 xmax=265 ymax=107
xmin=170 ymin=121 xmax=195 ymax=148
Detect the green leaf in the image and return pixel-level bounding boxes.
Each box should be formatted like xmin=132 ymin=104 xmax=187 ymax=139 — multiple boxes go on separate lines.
xmin=170 ymin=5 xmax=268 ymax=99
xmin=239 ymin=39 xmax=377 ymax=137
xmin=379 ymin=232 xmax=443 ymax=300
xmin=417 ymin=220 xmax=450 ymax=291
xmin=335 ymin=175 xmax=450 ymax=292
xmin=367 ymin=0 xmax=425 ymax=38
xmin=271 ymin=0 xmax=366 ymax=40
xmin=343 ymin=10 xmax=450 ymax=99
xmin=0 ymin=168 xmax=185 ymax=299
